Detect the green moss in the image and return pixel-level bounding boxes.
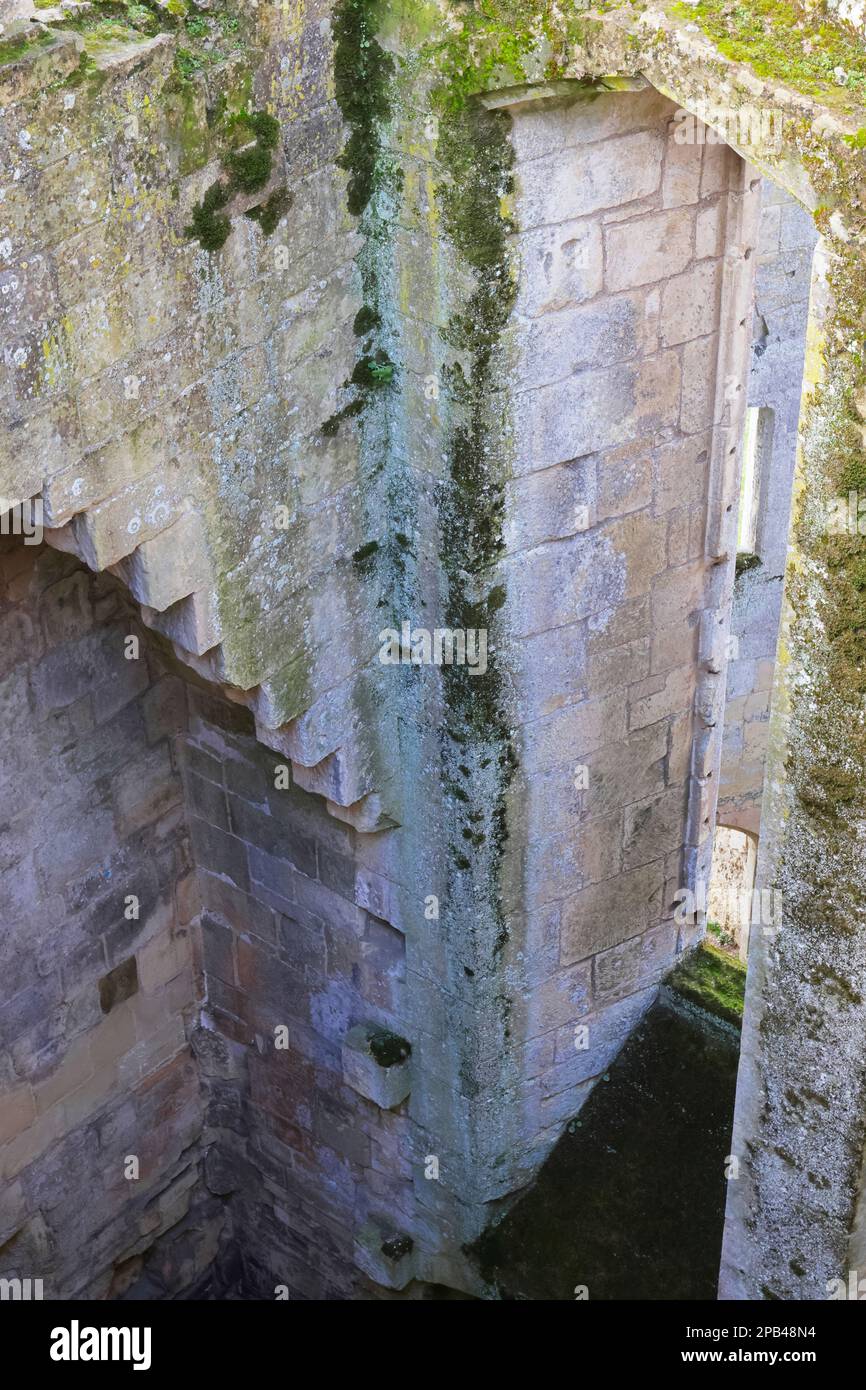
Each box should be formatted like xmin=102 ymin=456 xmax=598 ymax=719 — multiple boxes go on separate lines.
xmin=735 ymin=551 xmax=761 ymax=578
xmin=367 ymin=1028 xmax=411 ymax=1067
xmin=671 ymin=0 xmax=866 ymax=103
xmin=351 ymin=353 xmax=396 ymax=387
xmin=45 ymin=0 xmax=160 ymax=35
xmin=245 ymin=187 xmax=291 ymax=236
xmin=225 ymin=141 xmax=271 ymax=192
xmin=333 ymin=0 xmax=395 ymax=215
xmin=0 ymin=30 xmax=53 ymax=66
xmin=380 ymin=1233 xmax=413 ymax=1259
xmin=838 ymin=450 xmax=866 ymax=495
xmin=427 ymin=0 xmax=603 ymax=110
xmin=184 ymin=107 xmax=282 ymax=251
xmin=352 ymin=539 xmax=380 ymax=573
xmin=353 ymin=305 xmax=381 ymax=337
xmin=667 ymin=940 xmax=747 ymax=1027
xmin=174 ymin=45 xmax=206 ymax=81
xmin=185 ymin=180 xmax=231 ymax=251
xmin=433 ymin=94 xmax=519 ymax=956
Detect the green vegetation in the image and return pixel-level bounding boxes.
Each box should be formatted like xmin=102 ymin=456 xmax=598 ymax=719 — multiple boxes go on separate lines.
xmin=323 ymin=0 xmax=402 ymax=458
xmin=671 ymin=0 xmax=866 ymax=102
xmin=353 ymin=305 xmax=381 ymax=337
xmin=351 ymin=354 xmax=396 ymax=387
xmin=174 ymin=45 xmax=205 ymax=81
xmin=351 ymin=539 xmax=380 ymax=573
xmin=380 ymin=1233 xmax=413 ymax=1259
xmin=735 ymin=551 xmax=761 ymax=578
xmin=333 ymin=0 xmax=395 ymax=215
xmin=185 ymin=180 xmax=231 ymax=251
xmin=43 ymin=0 xmax=248 ymax=66
xmin=184 ymin=107 xmax=283 ymax=251
xmin=367 ymin=1028 xmax=411 ymax=1067
xmin=244 ymin=188 xmax=291 ymax=236
xmin=668 ymin=940 xmax=747 ymax=1027
xmin=225 ymin=140 xmax=271 ymax=192
xmin=436 ymin=96 xmax=518 ymax=943
xmin=0 ymin=30 xmax=54 ymax=66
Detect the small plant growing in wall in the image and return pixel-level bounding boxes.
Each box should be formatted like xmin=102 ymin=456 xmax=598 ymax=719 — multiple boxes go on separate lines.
xmin=185 ymin=180 xmax=231 ymax=252
xmin=185 ymin=108 xmax=287 ymax=252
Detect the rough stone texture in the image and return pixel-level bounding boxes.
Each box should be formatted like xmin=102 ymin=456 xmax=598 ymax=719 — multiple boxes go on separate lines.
xmin=717 ymin=183 xmax=818 ymax=835
xmin=0 ymin=540 xmax=209 ymax=1299
xmin=495 ymin=83 xmax=759 ymax=1188
xmin=0 ymin=0 xmax=864 ymax=1303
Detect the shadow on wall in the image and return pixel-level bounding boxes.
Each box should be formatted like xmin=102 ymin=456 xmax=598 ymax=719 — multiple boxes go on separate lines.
xmin=470 ymin=943 xmax=746 ymax=1300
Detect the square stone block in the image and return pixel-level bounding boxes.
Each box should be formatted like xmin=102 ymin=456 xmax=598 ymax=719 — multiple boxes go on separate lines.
xmin=341 ymin=1023 xmax=412 ymax=1110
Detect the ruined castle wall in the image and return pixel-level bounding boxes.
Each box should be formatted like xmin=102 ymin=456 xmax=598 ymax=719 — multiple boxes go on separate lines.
xmin=0 ymin=3 xmax=480 ymax=1301
xmin=0 ymin=6 xmax=379 ymax=801
xmin=490 ymin=85 xmax=760 ymax=1184
xmin=0 ymin=542 xmax=212 ymax=1299
xmin=181 ymin=696 xmax=417 ymax=1299
xmin=4 ymin=0 xmax=865 ymax=1304
xmin=717 ymin=183 xmax=817 ymax=835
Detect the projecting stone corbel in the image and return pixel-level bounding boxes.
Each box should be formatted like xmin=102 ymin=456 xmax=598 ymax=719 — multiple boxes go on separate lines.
xmin=341 ymin=1024 xmax=412 ymax=1110
xmin=479 ymin=74 xmax=649 ymax=111
xmin=354 ymin=1220 xmax=416 ymax=1292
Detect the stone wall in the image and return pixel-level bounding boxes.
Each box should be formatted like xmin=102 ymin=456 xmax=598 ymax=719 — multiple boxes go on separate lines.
xmin=0 ymin=3 xmax=382 ymax=826
xmin=0 ymin=539 xmax=214 ymax=1299
xmin=717 ymin=182 xmax=817 ymax=835
xmin=2 ymin=0 xmax=866 ymax=1303
xmin=182 ymin=696 xmax=417 ymax=1299
xmin=489 ymin=82 xmax=760 ymax=1186
xmin=0 ymin=538 xmax=420 ymax=1300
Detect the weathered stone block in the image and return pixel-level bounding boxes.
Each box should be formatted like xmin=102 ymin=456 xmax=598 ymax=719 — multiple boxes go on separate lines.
xmin=605 ymin=210 xmax=693 ymax=290
xmin=518 ymin=130 xmax=664 ymax=229
xmin=341 ymin=1024 xmax=411 ymax=1110
xmin=353 ymin=1219 xmax=416 ymax=1291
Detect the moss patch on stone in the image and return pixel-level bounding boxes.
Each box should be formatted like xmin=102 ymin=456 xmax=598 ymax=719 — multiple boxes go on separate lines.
xmin=184 ymin=107 xmax=282 ymax=251
xmin=667 ymin=940 xmax=747 ymax=1028
xmin=185 ymin=180 xmax=231 ymax=251
xmin=436 ymin=94 xmax=518 ymax=950
xmin=244 ymin=187 xmax=291 ymax=236
xmin=367 ymin=1028 xmax=411 ymax=1067
xmin=0 ymin=30 xmax=54 ymax=66
xmin=333 ymin=0 xmax=396 ymax=216
xmin=670 ymin=0 xmax=866 ymax=105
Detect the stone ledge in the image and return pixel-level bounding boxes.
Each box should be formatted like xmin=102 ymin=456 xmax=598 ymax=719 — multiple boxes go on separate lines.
xmin=341 ymin=1023 xmax=411 ymax=1110
xmin=353 ymin=1218 xmax=416 ymax=1292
